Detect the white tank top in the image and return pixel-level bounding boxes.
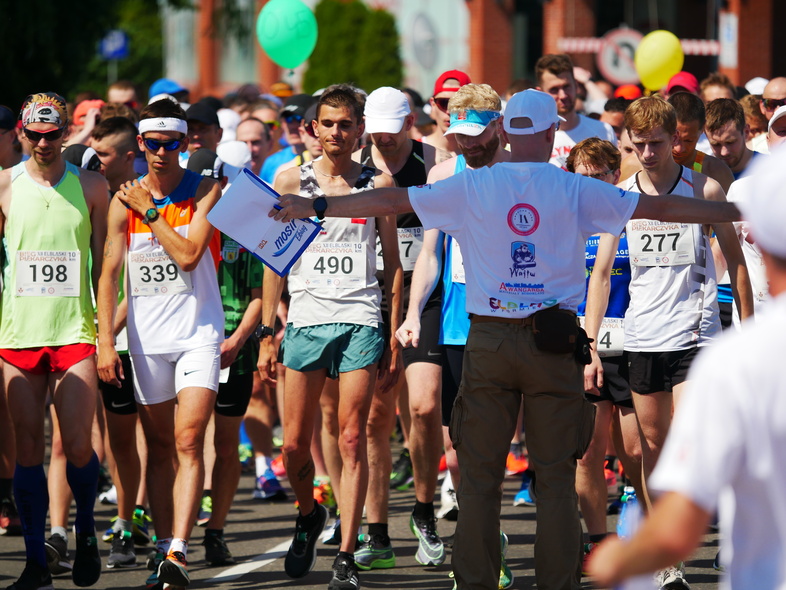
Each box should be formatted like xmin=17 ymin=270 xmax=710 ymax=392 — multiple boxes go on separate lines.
xmin=126 ymin=171 xmax=224 ymax=354
xmin=287 ymin=161 xmax=382 ymax=328
xmin=623 ymin=167 xmax=720 ymax=351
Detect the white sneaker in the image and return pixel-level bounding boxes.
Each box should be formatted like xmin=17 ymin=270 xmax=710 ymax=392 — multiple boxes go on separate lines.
xmin=654 ymin=565 xmax=690 ymax=589
xmin=99 ymin=485 xmax=118 ymax=505
xmin=436 ymin=472 xmax=458 ymax=520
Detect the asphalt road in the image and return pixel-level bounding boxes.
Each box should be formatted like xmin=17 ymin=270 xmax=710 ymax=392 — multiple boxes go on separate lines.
xmin=0 ymin=459 xmax=723 ymax=590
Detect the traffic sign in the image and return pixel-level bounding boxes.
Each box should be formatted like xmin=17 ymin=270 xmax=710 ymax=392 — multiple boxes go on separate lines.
xmin=596 ymin=28 xmax=643 ymax=86
xmin=99 ymin=30 xmax=130 ymax=60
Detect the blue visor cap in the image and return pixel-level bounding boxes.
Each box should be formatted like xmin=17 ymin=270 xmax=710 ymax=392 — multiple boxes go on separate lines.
xmin=444 ymin=109 xmax=501 ymax=137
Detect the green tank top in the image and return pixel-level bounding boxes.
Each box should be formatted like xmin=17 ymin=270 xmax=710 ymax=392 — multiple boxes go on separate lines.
xmin=0 ymin=162 xmax=96 ymax=348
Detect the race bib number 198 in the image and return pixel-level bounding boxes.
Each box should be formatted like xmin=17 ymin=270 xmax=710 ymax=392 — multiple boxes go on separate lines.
xmin=128 ymin=251 xmax=192 ymax=296
xmin=16 ymin=250 xmax=81 ymax=297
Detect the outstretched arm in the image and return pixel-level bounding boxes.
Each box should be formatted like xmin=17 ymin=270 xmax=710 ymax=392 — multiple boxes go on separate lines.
xmin=271 ymin=186 xmax=413 ymax=222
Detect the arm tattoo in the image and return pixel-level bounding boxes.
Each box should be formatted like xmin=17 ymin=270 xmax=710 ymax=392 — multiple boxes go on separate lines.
xmin=104 ymin=237 xmax=113 ymax=259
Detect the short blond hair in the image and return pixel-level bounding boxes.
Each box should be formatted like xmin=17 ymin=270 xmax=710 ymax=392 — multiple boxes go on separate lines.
xmin=448 ymin=83 xmax=502 ymax=114
xmin=625 ymin=96 xmax=677 ymax=137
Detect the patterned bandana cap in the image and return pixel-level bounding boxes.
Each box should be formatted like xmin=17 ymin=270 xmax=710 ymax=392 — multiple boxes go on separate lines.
xmin=21 ymin=92 xmax=68 ymax=128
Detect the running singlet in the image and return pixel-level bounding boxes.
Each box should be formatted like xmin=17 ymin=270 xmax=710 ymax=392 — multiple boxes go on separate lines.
xmin=577 ymin=232 xmax=630 ymax=357
xmin=623 ymin=166 xmax=720 ymax=351
xmin=0 ymin=162 xmax=95 ymax=348
xmin=126 ymin=170 xmax=224 ymax=354
xmin=287 ymin=160 xmax=382 ymax=328
xmin=440 ymin=155 xmax=470 ymax=345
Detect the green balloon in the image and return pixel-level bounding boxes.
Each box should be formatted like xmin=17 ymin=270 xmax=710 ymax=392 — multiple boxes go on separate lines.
xmin=256 ymin=0 xmax=318 ymax=70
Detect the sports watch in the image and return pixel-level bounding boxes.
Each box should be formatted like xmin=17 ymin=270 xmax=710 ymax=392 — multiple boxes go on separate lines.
xmin=143 ymin=207 xmax=160 ymax=224
xmin=255 ymin=324 xmax=275 ymax=339
xmin=313 ymin=196 xmax=328 ymax=221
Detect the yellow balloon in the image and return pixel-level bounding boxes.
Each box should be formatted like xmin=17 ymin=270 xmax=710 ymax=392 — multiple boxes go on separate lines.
xmin=634 ymin=30 xmax=685 ymax=91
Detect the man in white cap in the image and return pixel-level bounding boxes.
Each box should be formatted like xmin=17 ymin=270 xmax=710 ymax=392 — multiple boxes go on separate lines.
xmin=271 ymin=88 xmax=742 ymax=590
xmin=588 ymin=144 xmax=786 ymax=590
xmin=351 ymin=86 xmax=445 ymax=571
xmin=751 ymin=76 xmax=786 ymax=154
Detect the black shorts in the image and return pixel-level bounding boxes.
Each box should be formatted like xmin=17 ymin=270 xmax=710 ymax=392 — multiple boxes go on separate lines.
xmin=100 ymin=354 xmax=137 ymax=416
xmin=718 ymin=300 xmax=733 ymax=331
xmin=584 ymin=355 xmax=633 ymax=408
xmin=402 ymin=299 xmax=443 ymax=368
xmin=441 ymin=344 xmax=464 ymax=427
xmin=215 ymin=369 xmax=253 ymax=417
xmin=627 ymin=348 xmax=700 ymax=394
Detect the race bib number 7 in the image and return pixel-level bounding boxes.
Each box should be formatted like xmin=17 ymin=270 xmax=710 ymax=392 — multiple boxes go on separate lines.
xmin=16 ymin=250 xmax=81 ymax=297
xmin=627 ymin=220 xmax=696 ymax=267
xmin=128 ymin=251 xmax=192 ymax=296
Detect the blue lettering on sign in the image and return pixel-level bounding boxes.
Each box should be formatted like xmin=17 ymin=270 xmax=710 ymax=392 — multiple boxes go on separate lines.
xmin=272 ymin=220 xmax=308 ymax=257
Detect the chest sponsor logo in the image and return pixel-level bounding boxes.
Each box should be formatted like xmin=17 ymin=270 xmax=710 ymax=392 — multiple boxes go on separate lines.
xmin=507 ymin=203 xmax=539 ymax=236
xmin=222 ymin=241 xmax=240 ymax=263
xmin=498 ymin=281 xmax=545 ymax=295
xmin=510 ymin=241 xmax=536 ymax=278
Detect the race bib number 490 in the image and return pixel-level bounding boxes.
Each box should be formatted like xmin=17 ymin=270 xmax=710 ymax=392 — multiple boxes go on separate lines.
xmin=301 ymin=242 xmax=366 ymax=288
xmin=16 ymin=250 xmax=81 ymax=296
xmin=128 ymin=251 xmax=192 ymax=296
xmin=627 ymin=221 xmax=696 ymax=267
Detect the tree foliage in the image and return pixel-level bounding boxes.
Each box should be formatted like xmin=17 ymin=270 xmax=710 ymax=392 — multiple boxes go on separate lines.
xmin=303 ymin=0 xmax=403 ymax=94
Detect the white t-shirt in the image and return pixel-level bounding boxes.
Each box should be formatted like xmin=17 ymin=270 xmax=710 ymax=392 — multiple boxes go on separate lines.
xmin=649 ymin=293 xmax=786 ymax=589
xmin=549 ymin=115 xmax=617 ymax=169
xmin=408 ymin=162 xmax=639 ymax=318
xmin=727 ymin=176 xmax=768 ymax=311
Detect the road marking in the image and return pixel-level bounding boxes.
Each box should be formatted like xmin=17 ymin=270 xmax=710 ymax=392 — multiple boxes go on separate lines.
xmin=209 ymin=540 xmax=290 ymax=583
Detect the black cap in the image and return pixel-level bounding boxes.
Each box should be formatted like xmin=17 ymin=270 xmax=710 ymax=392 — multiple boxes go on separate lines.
xmin=282 ymin=94 xmax=317 ymax=119
xmin=186 ymin=102 xmax=220 ymax=127
xmin=0 ymin=106 xmax=15 ymax=130
xmin=186 ymin=148 xmax=223 ymax=179
xmin=198 ymin=96 xmax=223 ymax=114
xmin=304 ymin=103 xmax=318 ymax=127
xmin=62 ymin=145 xmax=101 ymax=172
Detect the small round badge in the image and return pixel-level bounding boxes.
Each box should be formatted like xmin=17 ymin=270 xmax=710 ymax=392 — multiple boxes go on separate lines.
xmin=507 ymin=204 xmax=540 ymax=236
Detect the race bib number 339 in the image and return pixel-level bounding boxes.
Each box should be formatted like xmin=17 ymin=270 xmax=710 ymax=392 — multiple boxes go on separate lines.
xmin=301 ymin=242 xmax=366 ymax=288
xmin=16 ymin=250 xmax=80 ymax=297
xmin=128 ymin=251 xmax=192 ymax=296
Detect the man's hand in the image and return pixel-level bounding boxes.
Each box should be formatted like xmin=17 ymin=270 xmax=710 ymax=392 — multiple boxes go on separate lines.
xmin=586 ymin=536 xmax=627 ymax=587
xmin=97 ymin=341 xmax=124 ymax=388
xmin=395 ymin=316 xmax=421 ymax=349
xmin=376 ymin=340 xmax=402 ymax=393
xmin=583 ymin=349 xmax=604 ymax=394
xmin=257 ymin=337 xmax=278 ymax=386
xmin=269 ymin=194 xmax=314 ymax=223
xmin=117 ymin=179 xmax=155 ymax=217
xmin=220 ymin=335 xmax=242 ymax=370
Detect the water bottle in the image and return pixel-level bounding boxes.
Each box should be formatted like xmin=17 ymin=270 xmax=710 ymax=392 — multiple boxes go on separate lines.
xmin=614 ymin=487 xmax=656 ymax=589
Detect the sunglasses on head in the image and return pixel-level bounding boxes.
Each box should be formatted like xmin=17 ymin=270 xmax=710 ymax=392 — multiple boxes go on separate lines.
xmin=263 ymin=120 xmax=280 ymax=130
xmin=282 ymin=113 xmax=304 ymax=124
xmin=433 ymin=97 xmax=451 ymax=112
xmin=24 ymin=127 xmax=65 ymax=142
xmin=762 ymin=98 xmax=786 ymax=111
xmin=143 ymin=137 xmax=182 ymax=152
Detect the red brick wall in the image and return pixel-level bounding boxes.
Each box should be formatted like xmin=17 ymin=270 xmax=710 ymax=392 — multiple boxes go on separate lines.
xmin=720 ymin=0 xmax=774 ymax=84
xmin=465 ymin=0 xmax=513 ymax=96
xmin=542 ymin=0 xmax=596 ymax=73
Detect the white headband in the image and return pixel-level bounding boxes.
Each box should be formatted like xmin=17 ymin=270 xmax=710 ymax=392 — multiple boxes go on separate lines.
xmin=138 ymin=117 xmax=188 ymax=135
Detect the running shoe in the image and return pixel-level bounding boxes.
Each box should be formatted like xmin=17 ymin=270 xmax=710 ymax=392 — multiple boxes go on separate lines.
xmin=321 ymin=515 xmax=342 ymax=545
xmin=389 ymin=449 xmax=414 ymax=490
xmin=0 ymin=497 xmax=22 ymax=536
xmin=102 ymin=518 xmax=118 ymax=543
xmin=107 ymin=531 xmax=137 ymax=569
xmin=97 ymin=465 xmax=113 ymax=496
xmin=98 ymin=485 xmax=117 ymax=506
xmin=713 ymin=550 xmax=725 ymax=572
xmin=284 ymin=503 xmax=329 ymax=578
xmin=202 ymin=533 xmax=236 ymax=567
xmin=252 ymin=469 xmax=288 ymax=501
xmin=355 ymin=534 xmax=396 ymax=570
xmin=147 ymin=548 xmax=164 ymax=571
xmin=436 ymin=473 xmax=459 ymax=521
xmin=238 ymin=443 xmax=254 ymax=472
xmin=145 ymin=550 xmax=165 ymax=589
xmin=505 ymin=443 xmax=529 ymax=475
xmin=605 ymin=467 xmax=618 ymax=495
xmin=44 ymin=534 xmax=73 ymax=576
xmin=72 ymin=532 xmax=102 ymax=587
xmin=512 ymin=470 xmax=536 ymax=507
xmin=499 ymin=558 xmax=514 ymax=590
xmin=582 ymin=542 xmax=597 ymax=576
xmin=158 ymin=551 xmax=189 ymax=587
xmin=196 ymin=494 xmax=212 ymax=527
xmin=409 ymin=514 xmax=445 ymax=566
xmin=271 ymin=454 xmax=286 ymax=478
xmin=327 ymin=553 xmax=360 ymax=590
xmin=314 ymin=478 xmax=337 ymax=509
xmin=7 ymin=560 xmax=54 ymax=590
xmin=654 ymin=565 xmax=691 ymax=589
xmin=133 ymin=507 xmax=153 ymax=545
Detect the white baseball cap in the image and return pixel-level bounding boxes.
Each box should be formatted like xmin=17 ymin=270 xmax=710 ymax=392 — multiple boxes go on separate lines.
xmin=364 ymin=87 xmax=411 ymax=134
xmin=737 ymin=143 xmax=786 ymax=258
xmin=769 ymin=105 xmax=786 ymax=133
xmin=745 ymin=76 xmax=769 ymax=96
xmin=503 ymin=89 xmax=565 ymax=136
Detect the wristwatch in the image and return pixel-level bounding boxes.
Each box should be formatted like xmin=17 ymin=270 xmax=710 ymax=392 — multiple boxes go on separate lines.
xmin=254 ymin=324 xmax=275 ymax=339
xmin=313 ymin=196 xmax=328 ymax=221
xmin=142 ymin=207 xmax=160 ymax=224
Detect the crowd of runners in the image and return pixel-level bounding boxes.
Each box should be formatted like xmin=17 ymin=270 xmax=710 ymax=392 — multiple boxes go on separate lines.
xmin=0 ymin=56 xmax=784 ymax=590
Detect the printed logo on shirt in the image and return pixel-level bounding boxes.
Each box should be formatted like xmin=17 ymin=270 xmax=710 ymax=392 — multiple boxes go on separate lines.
xmin=222 ymin=240 xmax=240 ymax=263
xmin=488 ymin=297 xmax=558 ymax=312
xmin=498 ymin=282 xmax=545 ymax=295
xmin=510 ymin=241 xmax=536 ymax=278
xmin=507 ymin=204 xmax=539 ymax=236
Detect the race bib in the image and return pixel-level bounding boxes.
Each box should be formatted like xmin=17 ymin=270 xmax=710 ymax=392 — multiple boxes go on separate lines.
xmin=128 ymin=250 xmax=192 ymax=296
xmin=627 ymin=220 xmax=696 ymax=267
xmin=450 ymin=240 xmax=465 ymax=284
xmin=580 ymin=316 xmax=625 ymax=357
xmin=16 ymin=250 xmax=80 ymax=297
xmin=300 ymin=242 xmax=366 ymax=288
xmin=376 ymin=227 xmax=424 ymax=272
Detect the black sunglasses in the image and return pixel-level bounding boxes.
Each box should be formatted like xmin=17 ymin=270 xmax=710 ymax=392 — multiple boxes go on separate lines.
xmin=143 ymin=138 xmax=182 ymax=152
xmin=762 ymin=98 xmax=786 ymax=111
xmin=282 ymin=113 xmax=304 ymax=124
xmin=24 ymin=127 xmax=65 ymax=142
xmin=433 ymin=97 xmax=450 ymax=112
